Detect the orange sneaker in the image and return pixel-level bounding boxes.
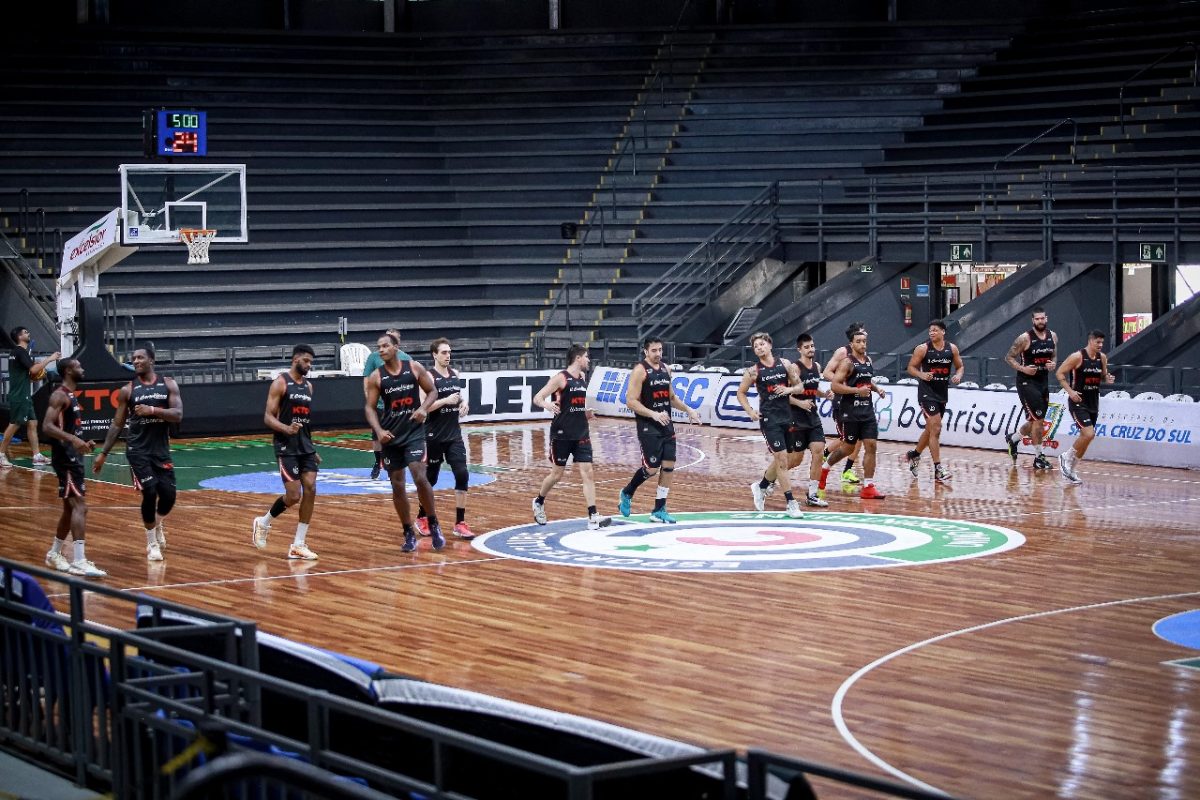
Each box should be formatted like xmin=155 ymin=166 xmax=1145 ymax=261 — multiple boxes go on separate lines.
xmin=415 ymin=517 xmax=430 ymax=536
xmin=453 ymin=522 xmax=476 ymax=540
xmin=860 ymin=484 xmax=886 ymax=499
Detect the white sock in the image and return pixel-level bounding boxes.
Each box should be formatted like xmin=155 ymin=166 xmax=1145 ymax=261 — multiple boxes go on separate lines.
xmin=1035 ymin=444 xmax=1044 ymax=456
xmin=258 ymin=513 xmax=272 ymax=528
xmin=146 ymin=528 xmax=157 ymax=546
xmin=655 ymin=486 xmax=669 ymax=499
xmin=156 ymin=514 xmax=165 ymax=530
xmin=865 ymin=480 xmax=875 ymax=488
xmin=73 ymin=540 xmax=86 ymax=563
xmin=808 ymin=480 xmax=819 ymax=495
xmin=293 ymin=523 xmax=308 ymax=546
xmin=50 ymin=538 xmax=64 ymax=555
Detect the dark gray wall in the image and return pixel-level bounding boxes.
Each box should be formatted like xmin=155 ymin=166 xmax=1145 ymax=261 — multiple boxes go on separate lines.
xmin=0 ymin=268 xmax=57 ymax=352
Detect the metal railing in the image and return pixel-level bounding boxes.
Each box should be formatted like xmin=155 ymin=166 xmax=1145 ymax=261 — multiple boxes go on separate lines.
xmin=541 ymin=208 xmax=610 ymax=338
xmin=746 ymin=750 xmax=960 ymax=800
xmin=990 ymin=117 xmax=1077 ymax=204
xmin=0 ymin=227 xmax=56 ymax=320
xmin=1118 ymin=40 xmax=1199 ymax=134
xmin=633 ymin=181 xmax=780 ymax=341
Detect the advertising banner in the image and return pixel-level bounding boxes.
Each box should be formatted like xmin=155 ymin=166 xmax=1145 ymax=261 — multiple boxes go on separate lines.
xmin=588 ymin=367 xmax=1199 ymax=469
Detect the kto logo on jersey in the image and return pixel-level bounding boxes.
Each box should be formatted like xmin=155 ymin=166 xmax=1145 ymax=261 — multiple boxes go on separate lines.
xmin=473 ymin=511 xmax=1024 ymax=572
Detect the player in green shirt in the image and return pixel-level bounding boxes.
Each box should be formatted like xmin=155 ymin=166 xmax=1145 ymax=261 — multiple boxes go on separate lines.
xmin=2 ymin=326 xmax=60 ymax=468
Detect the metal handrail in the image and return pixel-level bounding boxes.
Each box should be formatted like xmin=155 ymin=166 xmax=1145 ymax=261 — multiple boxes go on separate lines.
xmin=990 ymin=118 xmax=1076 ymax=204
xmin=1119 ymin=40 xmax=1198 ymax=134
xmin=609 ymin=136 xmax=638 ymax=210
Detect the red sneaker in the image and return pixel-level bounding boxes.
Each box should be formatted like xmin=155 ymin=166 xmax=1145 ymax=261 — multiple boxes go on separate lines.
xmin=415 ymin=517 xmax=430 ymax=536
xmin=860 ymin=484 xmax=886 ymax=499
xmin=453 ymin=522 xmax=476 ymax=540
xmin=818 ymin=465 xmax=830 ymax=491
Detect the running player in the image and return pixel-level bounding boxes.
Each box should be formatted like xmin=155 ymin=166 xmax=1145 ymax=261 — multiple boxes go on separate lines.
xmin=92 ymin=344 xmax=183 ymax=561
xmin=736 ymin=332 xmax=803 ymax=518
xmin=41 ymin=358 xmax=105 ymax=577
xmin=821 ymin=322 xmax=866 ymax=487
xmin=1004 ymin=307 xmax=1058 ymax=470
xmin=365 ymin=333 xmax=444 ymax=552
xmin=532 ymin=344 xmax=611 ymax=530
xmin=251 ymin=345 xmax=321 ymax=560
xmin=751 ymin=332 xmax=831 ymax=510
xmin=617 ymin=336 xmax=700 ymax=523
xmin=1055 ymin=329 xmax=1114 ymax=485
xmin=363 ymin=328 xmax=410 ymax=479
xmin=904 ymin=320 xmax=963 ymax=482
xmin=416 ymin=338 xmax=475 ymax=539
xmin=821 ymin=329 xmax=888 ymax=499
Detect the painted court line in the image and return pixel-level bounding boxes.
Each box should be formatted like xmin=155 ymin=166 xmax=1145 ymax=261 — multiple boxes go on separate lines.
xmin=832 ymin=589 xmax=1200 ymax=796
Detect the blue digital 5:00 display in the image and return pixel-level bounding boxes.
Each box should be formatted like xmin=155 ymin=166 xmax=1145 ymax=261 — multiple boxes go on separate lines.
xmin=156 ymin=110 xmax=207 ymax=156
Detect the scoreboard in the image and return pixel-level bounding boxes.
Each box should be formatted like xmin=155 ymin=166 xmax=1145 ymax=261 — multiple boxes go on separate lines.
xmin=144 ymin=110 xmax=207 ymax=157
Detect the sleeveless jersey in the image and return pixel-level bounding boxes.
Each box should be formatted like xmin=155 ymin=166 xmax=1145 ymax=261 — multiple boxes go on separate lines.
xmin=427 ymin=366 xmax=463 ymax=443
xmin=127 ymin=375 xmax=172 ymax=462
xmin=920 ymin=339 xmax=954 ymax=402
xmin=1070 ymin=349 xmax=1104 ymax=410
xmin=551 ymin=370 xmax=589 ymax=440
xmin=379 ymin=361 xmax=423 ymax=440
xmin=1018 ymin=329 xmax=1055 ymax=387
xmin=839 ymin=354 xmax=876 ymax=421
xmin=50 ymin=385 xmax=83 ymax=460
xmin=273 ymin=374 xmax=315 ymax=456
xmin=637 ymin=359 xmax=674 ymax=433
xmin=791 ymin=359 xmax=823 ymax=428
xmin=754 ymin=358 xmax=793 ymax=422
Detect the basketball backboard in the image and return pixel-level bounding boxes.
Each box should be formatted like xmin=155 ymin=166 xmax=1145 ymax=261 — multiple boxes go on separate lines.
xmin=119 ymin=163 xmax=247 ymax=245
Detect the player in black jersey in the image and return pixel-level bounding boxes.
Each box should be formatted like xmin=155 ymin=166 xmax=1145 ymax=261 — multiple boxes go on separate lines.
xmin=252 ymin=345 xmax=322 ymax=560
xmin=93 ymin=344 xmax=183 ymax=562
xmin=365 ymin=333 xmax=444 ymax=552
xmin=1004 ymin=307 xmax=1058 ymax=470
xmin=904 ymin=320 xmax=963 ymax=482
xmin=822 ymin=329 xmax=888 ymax=499
xmin=532 ymin=343 xmax=611 ymax=530
xmin=752 ymin=333 xmax=832 ymax=509
xmin=736 ymin=332 xmax=805 ymax=517
xmin=821 ymin=322 xmax=867 ymax=487
xmin=415 ymin=338 xmax=475 ymax=539
xmin=617 ymin=337 xmax=700 ymax=523
xmin=41 ymin=358 xmax=105 ymax=578
xmin=1055 ymin=330 xmax=1114 ymax=485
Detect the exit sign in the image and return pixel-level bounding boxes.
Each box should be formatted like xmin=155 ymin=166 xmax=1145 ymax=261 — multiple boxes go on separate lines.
xmin=1140 ymin=243 xmax=1167 ymax=262
xmin=950 ymin=243 xmax=974 ymax=262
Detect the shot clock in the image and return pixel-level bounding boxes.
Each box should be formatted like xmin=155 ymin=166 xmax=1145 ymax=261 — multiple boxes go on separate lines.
xmin=143 ymin=109 xmax=207 ymax=157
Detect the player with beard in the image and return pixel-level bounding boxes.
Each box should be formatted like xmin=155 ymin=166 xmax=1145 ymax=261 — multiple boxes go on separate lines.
xmin=819 ymin=322 xmax=866 ymax=489
xmin=1055 ymin=330 xmax=1114 ymax=485
xmin=93 ymin=343 xmax=183 ymax=561
xmin=904 ymin=320 xmax=963 ymax=482
xmin=252 ymin=345 xmax=322 ymax=560
xmin=821 ymin=329 xmax=888 ymax=499
xmin=1004 ymin=307 xmax=1058 ymax=470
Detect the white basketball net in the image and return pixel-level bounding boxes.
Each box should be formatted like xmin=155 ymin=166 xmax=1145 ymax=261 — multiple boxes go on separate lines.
xmin=180 ymin=229 xmax=216 ymax=264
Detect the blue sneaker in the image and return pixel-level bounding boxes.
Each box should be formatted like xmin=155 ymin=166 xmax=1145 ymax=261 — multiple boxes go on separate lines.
xmin=430 ymin=522 xmax=446 ymax=551
xmin=401 ymin=530 xmax=417 ymax=552
xmin=649 ymin=508 xmax=677 ymax=524
xmin=618 ymin=490 xmax=633 ymax=517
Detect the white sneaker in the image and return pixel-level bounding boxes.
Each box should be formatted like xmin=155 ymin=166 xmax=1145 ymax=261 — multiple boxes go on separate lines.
xmin=45 ymin=549 xmax=71 ymax=572
xmin=252 ymin=516 xmax=270 ymax=549
xmin=805 ymin=492 xmax=829 ymax=508
xmin=0 ymin=453 xmax=12 ymax=468
xmin=68 ymin=560 xmax=107 ymax=578
xmin=32 ymin=453 xmax=51 ymax=465
xmin=1058 ymin=452 xmax=1072 ymax=480
xmin=532 ymin=499 xmax=547 ymax=525
xmin=146 ymin=542 xmax=164 ymax=562
xmin=786 ymin=499 xmax=804 ymax=519
xmin=155 ymin=522 xmax=167 ymax=549
xmin=588 ymin=513 xmax=612 ymax=530
xmin=750 ymin=481 xmax=767 ymax=512
xmin=288 ymin=543 xmax=318 ymax=560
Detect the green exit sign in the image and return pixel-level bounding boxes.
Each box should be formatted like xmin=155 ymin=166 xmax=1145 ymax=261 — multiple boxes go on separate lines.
xmin=950 ymin=243 xmax=974 ymax=262
xmin=1140 ymin=243 xmax=1167 ymax=262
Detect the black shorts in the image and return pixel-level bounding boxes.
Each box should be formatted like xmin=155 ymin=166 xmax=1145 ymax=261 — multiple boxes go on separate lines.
xmin=636 ymin=423 xmax=677 ymax=468
xmin=277 ymin=452 xmax=319 ymax=483
xmin=917 ymin=386 xmax=948 ymax=418
xmin=792 ymin=425 xmax=826 ymax=449
xmin=759 ymin=418 xmax=795 ymax=453
xmin=1017 ymin=382 xmax=1049 ymax=420
xmin=549 ymin=437 xmax=592 ymax=466
xmin=128 ymin=453 xmax=176 ymax=493
xmin=53 ymin=455 xmax=86 ymax=499
xmin=1069 ymin=401 xmax=1099 ymax=430
xmin=836 ymin=417 xmax=879 ymax=445
xmin=381 ymin=429 xmax=427 ymax=472
xmin=427 ymin=436 xmax=467 ymax=467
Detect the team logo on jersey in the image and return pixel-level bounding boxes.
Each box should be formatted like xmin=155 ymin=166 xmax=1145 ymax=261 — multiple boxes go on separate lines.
xmin=473 ymin=511 xmax=1024 ymax=572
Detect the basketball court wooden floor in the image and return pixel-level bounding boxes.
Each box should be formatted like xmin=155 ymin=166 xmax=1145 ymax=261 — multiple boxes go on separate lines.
xmin=1 ymin=417 xmax=1197 ymax=799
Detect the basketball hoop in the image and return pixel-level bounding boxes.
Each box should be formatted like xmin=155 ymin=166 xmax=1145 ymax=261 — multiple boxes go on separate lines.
xmin=179 ymin=228 xmax=216 ymax=264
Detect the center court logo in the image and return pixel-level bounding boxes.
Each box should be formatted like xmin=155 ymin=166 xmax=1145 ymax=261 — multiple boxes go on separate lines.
xmin=473 ymin=511 xmax=1024 ymax=572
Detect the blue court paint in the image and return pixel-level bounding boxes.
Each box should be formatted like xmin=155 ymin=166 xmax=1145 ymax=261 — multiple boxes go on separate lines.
xmin=200 ymin=468 xmax=496 ymax=495
xmin=1152 ymin=609 xmax=1200 ymax=651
